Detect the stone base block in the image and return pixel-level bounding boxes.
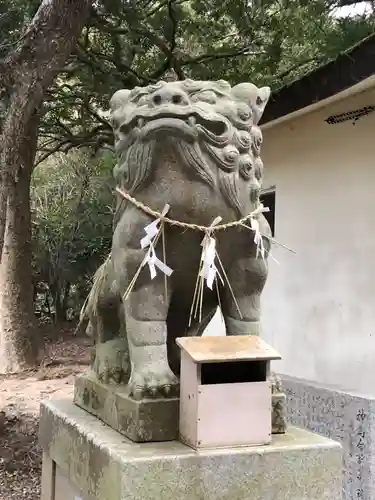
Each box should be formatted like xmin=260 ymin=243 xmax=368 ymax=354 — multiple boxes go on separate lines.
xmin=40 ymin=399 xmax=343 ymax=500
xmin=74 ymin=371 xmax=179 ymax=442
xmin=74 ymin=371 xmax=286 ymax=443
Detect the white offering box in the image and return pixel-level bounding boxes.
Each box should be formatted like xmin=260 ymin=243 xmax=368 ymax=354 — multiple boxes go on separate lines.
xmin=176 ymin=335 xmax=281 ymax=450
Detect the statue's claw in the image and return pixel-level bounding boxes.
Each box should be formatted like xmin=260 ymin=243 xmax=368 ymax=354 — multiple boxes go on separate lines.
xmin=128 ymin=367 xmax=179 ymax=400
xmin=93 ymin=338 xmax=130 ymax=385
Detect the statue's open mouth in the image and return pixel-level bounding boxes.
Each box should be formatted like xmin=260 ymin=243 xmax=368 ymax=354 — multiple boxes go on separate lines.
xmin=120 ymin=111 xmax=228 ymax=142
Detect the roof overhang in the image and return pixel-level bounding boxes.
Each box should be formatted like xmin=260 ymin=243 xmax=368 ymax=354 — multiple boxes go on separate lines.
xmin=262 ymin=73 xmax=375 ymax=131
xmin=260 ymin=33 xmax=375 ymax=131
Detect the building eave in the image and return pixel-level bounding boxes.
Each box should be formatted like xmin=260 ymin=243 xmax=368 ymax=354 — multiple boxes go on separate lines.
xmin=260 ymin=32 xmax=375 ymax=130
xmin=261 ymin=73 xmax=375 ymax=130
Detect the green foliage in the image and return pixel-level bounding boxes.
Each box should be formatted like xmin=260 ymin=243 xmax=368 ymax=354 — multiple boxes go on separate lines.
xmin=35 ymin=0 xmax=375 ymax=160
xmin=0 ymin=0 xmax=40 ymax=58
xmin=31 ymin=149 xmax=115 ymax=320
xmin=2 ymin=1 xmax=373 ymax=157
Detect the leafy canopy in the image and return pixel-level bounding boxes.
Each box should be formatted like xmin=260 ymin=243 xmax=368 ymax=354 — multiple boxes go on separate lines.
xmin=9 ymin=0 xmax=371 ymax=160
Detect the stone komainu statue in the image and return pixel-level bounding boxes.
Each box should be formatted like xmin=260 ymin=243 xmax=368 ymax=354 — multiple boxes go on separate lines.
xmin=79 ymin=79 xmax=272 ymax=400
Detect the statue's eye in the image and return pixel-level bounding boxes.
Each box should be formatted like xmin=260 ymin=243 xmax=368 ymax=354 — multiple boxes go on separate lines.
xmin=128 ymin=94 xmax=149 ymax=106
xmin=192 ymin=90 xmax=217 ymax=104
xmin=137 ymin=95 xmax=148 ymax=105
xmin=130 ymin=93 xmax=148 ymax=105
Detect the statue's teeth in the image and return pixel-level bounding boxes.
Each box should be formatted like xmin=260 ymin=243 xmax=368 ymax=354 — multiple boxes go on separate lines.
xmin=137 ymin=118 xmax=144 ymax=128
xmin=188 ymin=116 xmax=196 ymax=126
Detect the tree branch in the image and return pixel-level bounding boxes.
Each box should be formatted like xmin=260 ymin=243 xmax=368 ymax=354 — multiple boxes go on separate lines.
xmin=168 ymin=0 xmax=178 ymax=54
xmin=74 ymin=44 xmax=135 ymax=85
xmin=182 ymin=46 xmax=264 ymax=66
xmin=80 ymin=45 xmax=151 ymax=85
xmin=35 ymin=140 xmax=72 ymax=166
xmin=275 ymin=56 xmax=327 ymax=82
xmin=1 ymin=0 xmax=92 ymax=90
xmin=144 ymin=0 xmax=189 ymax=19
xmin=167 ymin=0 xmax=185 ymax=79
xmin=36 ymin=122 xmax=114 ymax=166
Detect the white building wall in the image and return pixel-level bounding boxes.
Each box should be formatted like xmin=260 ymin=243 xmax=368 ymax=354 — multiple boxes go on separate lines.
xmin=260 ymin=86 xmax=375 ymax=394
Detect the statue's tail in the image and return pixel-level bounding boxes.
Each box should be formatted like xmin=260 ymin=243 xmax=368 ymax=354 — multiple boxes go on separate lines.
xmin=73 ymin=294 xmax=90 ymax=336
xmin=74 ymin=254 xmax=112 ymax=336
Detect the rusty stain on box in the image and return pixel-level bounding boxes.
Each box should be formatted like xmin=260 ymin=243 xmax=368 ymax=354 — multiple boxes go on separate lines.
xmin=176 ymin=335 xmax=281 ymax=450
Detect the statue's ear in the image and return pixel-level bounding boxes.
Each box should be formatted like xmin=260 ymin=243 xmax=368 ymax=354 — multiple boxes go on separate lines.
xmin=253 ymin=86 xmax=271 ymax=124
xmin=109 ymin=89 xmax=131 ymax=112
xmin=232 ymin=83 xmax=271 ymax=124
xmin=257 ymin=86 xmax=271 ymax=106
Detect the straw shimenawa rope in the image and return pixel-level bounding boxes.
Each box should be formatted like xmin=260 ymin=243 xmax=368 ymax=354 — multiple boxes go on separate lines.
xmin=116 ymin=187 xmax=267 ymax=232
xmin=116 ymin=187 xmax=296 ymax=253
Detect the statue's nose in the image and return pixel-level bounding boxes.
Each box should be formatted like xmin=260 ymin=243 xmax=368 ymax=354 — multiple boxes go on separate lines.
xmin=151 ymin=88 xmax=188 ymax=106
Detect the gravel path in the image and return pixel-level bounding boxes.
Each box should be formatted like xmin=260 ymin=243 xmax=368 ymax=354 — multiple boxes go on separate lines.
xmin=0 ymin=334 xmax=90 ymax=500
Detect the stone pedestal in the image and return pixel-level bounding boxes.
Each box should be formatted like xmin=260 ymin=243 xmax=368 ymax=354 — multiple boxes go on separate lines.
xmin=39 ymin=399 xmax=343 ymax=500
xmin=74 ymin=371 xmax=286 ymax=443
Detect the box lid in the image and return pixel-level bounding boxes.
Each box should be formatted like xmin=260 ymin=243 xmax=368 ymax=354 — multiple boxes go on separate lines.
xmin=176 ymin=335 xmax=281 ymax=363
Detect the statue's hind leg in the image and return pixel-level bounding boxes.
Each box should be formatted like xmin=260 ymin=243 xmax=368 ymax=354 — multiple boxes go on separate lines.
xmin=92 ymin=299 xmax=130 ymax=384
xmin=221 ymin=255 xmax=268 ymax=336
xmin=166 ymin=292 xmax=218 ymax=376
xmin=80 ymin=258 xmax=130 ymax=384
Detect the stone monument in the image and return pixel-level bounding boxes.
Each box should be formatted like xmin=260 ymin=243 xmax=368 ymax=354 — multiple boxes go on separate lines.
xmin=39 ymin=78 xmax=342 ymax=500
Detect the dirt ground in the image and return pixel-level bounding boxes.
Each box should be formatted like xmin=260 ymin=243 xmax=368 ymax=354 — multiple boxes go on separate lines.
xmin=0 ymin=331 xmax=91 ymax=500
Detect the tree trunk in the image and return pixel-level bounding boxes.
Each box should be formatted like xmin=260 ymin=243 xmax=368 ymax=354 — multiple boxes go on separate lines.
xmin=53 ymin=282 xmax=70 ymax=324
xmin=62 ymin=281 xmax=71 ymax=320
xmin=53 ymin=284 xmax=65 ymax=325
xmin=0 ymin=0 xmax=92 ymax=262
xmin=0 ymin=0 xmax=92 ymax=371
xmin=0 ymin=142 xmax=38 ymax=372
xmin=0 ymin=171 xmax=12 ymax=260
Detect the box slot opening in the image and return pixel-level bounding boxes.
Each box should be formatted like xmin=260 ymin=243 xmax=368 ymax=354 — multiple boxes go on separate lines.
xmin=200 ymin=360 xmax=267 ymax=385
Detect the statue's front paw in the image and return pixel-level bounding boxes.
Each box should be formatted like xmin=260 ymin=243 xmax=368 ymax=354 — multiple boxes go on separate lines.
xmin=128 ymin=364 xmax=179 ymax=400
xmin=93 ymin=338 xmax=130 ymax=384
